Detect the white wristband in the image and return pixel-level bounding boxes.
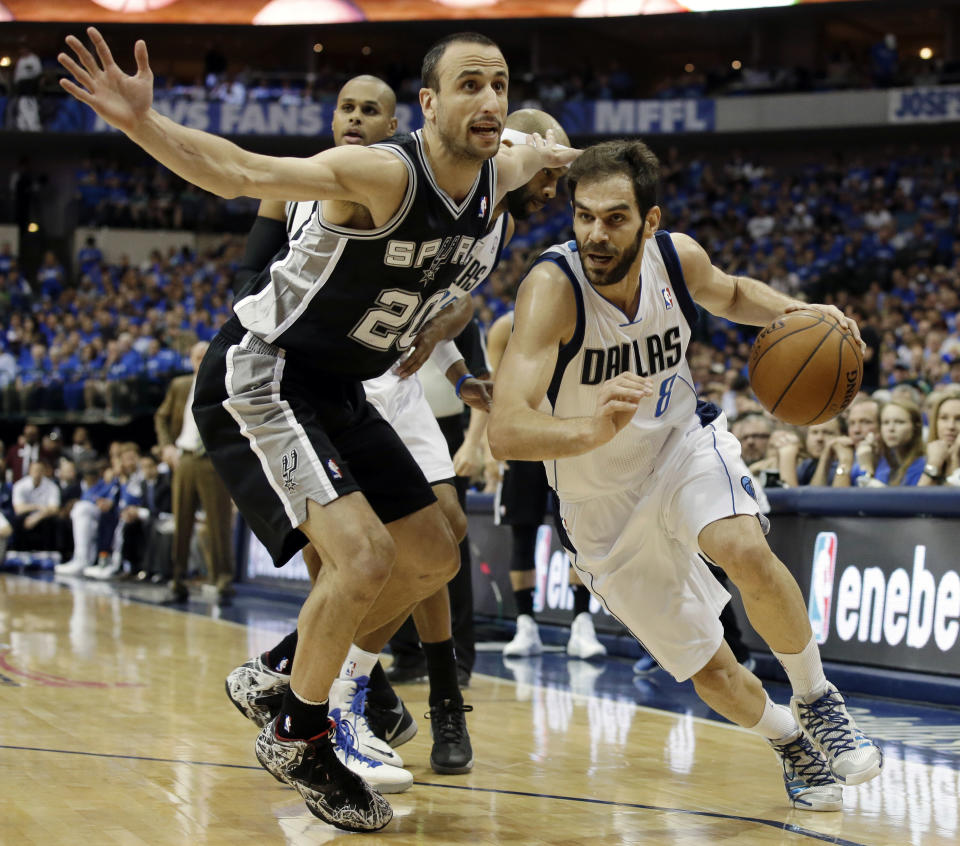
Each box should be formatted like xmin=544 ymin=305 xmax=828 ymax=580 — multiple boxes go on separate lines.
xmin=429 ymin=340 xmax=463 ymax=375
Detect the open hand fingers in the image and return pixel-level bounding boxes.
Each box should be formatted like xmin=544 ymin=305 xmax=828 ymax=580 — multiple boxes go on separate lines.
xmin=65 ymin=34 xmax=102 ymax=78
xmin=88 ymin=27 xmax=118 ymax=71
xmin=59 ymin=77 xmax=95 ymax=106
xmin=57 ymin=52 xmax=95 ymax=91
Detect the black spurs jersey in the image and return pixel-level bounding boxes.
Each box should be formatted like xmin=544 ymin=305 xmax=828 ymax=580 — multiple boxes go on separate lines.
xmin=231 ymin=130 xmax=497 ymax=380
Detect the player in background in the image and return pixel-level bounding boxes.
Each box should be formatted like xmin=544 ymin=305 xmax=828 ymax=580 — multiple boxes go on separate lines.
xmin=488 ymin=140 xmax=881 ymax=812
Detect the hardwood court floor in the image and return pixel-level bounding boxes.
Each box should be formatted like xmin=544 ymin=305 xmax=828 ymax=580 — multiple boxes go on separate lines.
xmin=2 ymin=573 xmax=959 ymax=846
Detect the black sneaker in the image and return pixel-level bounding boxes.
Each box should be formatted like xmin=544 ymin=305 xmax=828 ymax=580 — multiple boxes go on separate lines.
xmin=255 ymin=716 xmax=393 ymax=832
xmin=365 ymin=694 xmax=418 ymax=748
xmin=427 ymin=699 xmax=474 ymax=775
xmin=225 ymin=655 xmax=289 ymax=728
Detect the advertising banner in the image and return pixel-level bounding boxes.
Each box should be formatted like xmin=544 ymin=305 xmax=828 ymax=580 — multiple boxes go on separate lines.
xmin=888 ymin=85 xmax=960 ymax=124
xmin=735 ymin=515 xmax=960 ymax=676
xmin=48 ymin=97 xmax=711 ymax=137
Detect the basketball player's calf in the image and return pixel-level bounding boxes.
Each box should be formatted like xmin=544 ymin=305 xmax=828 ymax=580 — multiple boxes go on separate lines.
xmin=254 ymin=494 xmax=396 ymax=831
xmin=699 ymin=515 xmax=883 ymax=788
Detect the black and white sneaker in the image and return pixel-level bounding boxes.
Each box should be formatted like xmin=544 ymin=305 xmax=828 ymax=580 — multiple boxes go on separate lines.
xmin=225 ymin=655 xmax=289 ymax=728
xmin=427 ymin=699 xmax=474 ymax=775
xmin=255 ymin=716 xmax=393 ymax=832
xmin=366 ymin=694 xmax=418 ymax=748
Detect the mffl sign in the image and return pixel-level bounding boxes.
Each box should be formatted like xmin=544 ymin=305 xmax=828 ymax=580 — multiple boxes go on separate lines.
xmin=558 ymin=99 xmax=714 ymax=135
xmin=889 ymin=86 xmax=960 ymax=123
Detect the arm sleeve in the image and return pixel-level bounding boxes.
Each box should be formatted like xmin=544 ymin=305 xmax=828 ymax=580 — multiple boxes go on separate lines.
xmin=453 ymin=318 xmax=491 ymax=378
xmin=234 ymin=216 xmax=289 ymax=295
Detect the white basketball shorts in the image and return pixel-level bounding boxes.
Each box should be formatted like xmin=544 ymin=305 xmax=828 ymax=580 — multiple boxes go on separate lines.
xmin=558 ymin=413 xmax=764 ymax=682
xmin=363 ymin=371 xmax=455 ymax=485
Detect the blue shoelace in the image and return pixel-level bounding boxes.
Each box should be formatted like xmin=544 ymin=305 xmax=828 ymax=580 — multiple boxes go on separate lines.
xmin=330 ymin=709 xmax=382 ymax=768
xmin=349 ymin=675 xmax=371 ymax=719
xmin=796 ymin=691 xmax=865 ymax=758
xmin=778 ymin=735 xmax=836 ymax=788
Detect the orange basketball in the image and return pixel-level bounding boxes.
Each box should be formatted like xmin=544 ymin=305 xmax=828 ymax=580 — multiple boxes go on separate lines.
xmin=748 ymin=309 xmax=863 ymax=426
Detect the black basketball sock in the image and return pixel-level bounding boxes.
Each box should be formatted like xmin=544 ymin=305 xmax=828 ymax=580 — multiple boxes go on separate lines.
xmin=422 ymin=638 xmax=462 ymax=708
xmin=276 ymin=688 xmax=328 ymax=740
xmin=265 ymin=630 xmax=298 ymax=674
xmin=366 ymin=661 xmax=400 ymax=708
xmin=572 ymin=584 xmax=591 ymax=616
xmin=515 ymin=587 xmax=535 ymax=617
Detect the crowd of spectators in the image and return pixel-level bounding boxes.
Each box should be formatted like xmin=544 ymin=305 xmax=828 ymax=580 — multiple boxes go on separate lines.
xmin=0 ymin=236 xmax=239 ymax=420
xmin=0 ymin=423 xmax=175 ymax=579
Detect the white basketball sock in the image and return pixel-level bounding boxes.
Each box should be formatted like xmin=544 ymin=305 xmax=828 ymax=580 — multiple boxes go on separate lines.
xmin=339 ymin=644 xmax=379 ymax=680
xmin=773 ymin=634 xmax=829 ymax=700
xmin=750 ymin=694 xmax=799 ymax=742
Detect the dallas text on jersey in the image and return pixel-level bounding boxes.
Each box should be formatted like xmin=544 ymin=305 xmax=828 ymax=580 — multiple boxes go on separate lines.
xmin=580 ymin=327 xmax=682 ymax=385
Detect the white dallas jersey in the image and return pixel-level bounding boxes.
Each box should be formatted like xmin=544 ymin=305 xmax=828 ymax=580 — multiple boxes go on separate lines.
xmin=537 ymin=232 xmax=707 ymax=502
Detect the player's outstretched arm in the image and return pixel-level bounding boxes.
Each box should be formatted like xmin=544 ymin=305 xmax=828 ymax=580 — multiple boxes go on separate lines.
xmin=58 ymin=28 xmax=402 ymax=206
xmin=673 ymin=232 xmax=865 ymax=352
xmin=494 ymin=130 xmax=580 ymax=202
xmin=488 ymin=264 xmax=652 ymax=460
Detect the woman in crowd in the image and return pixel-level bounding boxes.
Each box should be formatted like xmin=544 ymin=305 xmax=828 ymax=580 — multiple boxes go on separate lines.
xmin=853 ymin=398 xmax=926 ymax=486
xmin=918 ymin=391 xmax=960 ymax=486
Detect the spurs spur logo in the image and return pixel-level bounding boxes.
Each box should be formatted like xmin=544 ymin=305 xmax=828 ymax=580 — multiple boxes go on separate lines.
xmin=281 ymin=449 xmax=299 ymax=492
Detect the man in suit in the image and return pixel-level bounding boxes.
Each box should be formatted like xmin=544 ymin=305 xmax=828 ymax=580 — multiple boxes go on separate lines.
xmin=155 ymin=341 xmax=234 ymax=604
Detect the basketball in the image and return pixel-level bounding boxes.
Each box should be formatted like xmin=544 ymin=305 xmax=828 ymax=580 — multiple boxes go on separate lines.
xmin=748 ymin=308 xmax=863 ymax=426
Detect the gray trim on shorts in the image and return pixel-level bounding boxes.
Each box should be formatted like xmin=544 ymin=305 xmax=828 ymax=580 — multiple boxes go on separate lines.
xmin=221 ymin=332 xmax=338 ymax=528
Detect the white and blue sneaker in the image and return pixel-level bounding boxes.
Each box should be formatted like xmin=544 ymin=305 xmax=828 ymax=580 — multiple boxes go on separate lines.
xmin=791 ymin=683 xmax=883 ymax=785
xmin=330 ymin=676 xmax=404 ymax=767
xmin=769 ymin=729 xmax=843 ymax=811
xmin=329 ymin=708 xmax=412 ymax=794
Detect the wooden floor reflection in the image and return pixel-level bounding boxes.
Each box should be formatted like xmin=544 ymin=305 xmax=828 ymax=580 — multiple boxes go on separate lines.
xmin=1 ymin=573 xmax=957 ymax=846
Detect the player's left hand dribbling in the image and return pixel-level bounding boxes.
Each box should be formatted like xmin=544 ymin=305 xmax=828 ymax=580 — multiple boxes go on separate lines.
xmin=785 ymin=302 xmax=865 ymax=355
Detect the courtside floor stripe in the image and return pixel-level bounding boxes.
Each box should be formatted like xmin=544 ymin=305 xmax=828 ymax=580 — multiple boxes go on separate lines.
xmin=0 ymin=744 xmax=866 ymax=845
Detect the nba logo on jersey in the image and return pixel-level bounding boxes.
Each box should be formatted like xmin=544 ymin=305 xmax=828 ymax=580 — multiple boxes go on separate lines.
xmin=326 ymin=459 xmax=343 ymax=480
xmin=660 ymin=287 xmax=674 ymax=310
xmin=479 ymin=196 xmax=487 ymax=218
xmin=808 ymin=532 xmax=837 ymax=644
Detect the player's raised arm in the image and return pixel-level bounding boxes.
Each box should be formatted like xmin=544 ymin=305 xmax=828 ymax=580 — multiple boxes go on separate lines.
xmin=673 ymin=232 xmax=864 ymax=350
xmin=487 ymin=263 xmax=653 ymax=461
xmin=58 ymin=28 xmax=405 ymax=208
xmin=494 ymin=130 xmax=580 ymax=203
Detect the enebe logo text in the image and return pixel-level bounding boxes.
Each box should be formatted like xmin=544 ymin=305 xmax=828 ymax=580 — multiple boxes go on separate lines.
xmin=825 ymin=544 xmax=960 ymax=652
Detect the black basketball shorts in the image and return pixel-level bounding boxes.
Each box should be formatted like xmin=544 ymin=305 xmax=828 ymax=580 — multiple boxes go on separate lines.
xmin=495 ymin=459 xmax=551 ymax=527
xmin=193 ymin=325 xmax=436 ymax=567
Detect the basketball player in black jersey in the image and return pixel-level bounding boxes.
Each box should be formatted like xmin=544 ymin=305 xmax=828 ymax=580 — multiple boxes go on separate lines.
xmin=225 ymin=73 xmax=482 ymax=780
xmin=59 ymin=28 xmax=578 ymax=832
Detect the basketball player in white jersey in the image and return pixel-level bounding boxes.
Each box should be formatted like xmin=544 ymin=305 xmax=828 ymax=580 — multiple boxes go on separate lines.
xmin=488 ymin=140 xmax=882 ymax=812
xmin=59 ymin=29 xmax=578 ymax=832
